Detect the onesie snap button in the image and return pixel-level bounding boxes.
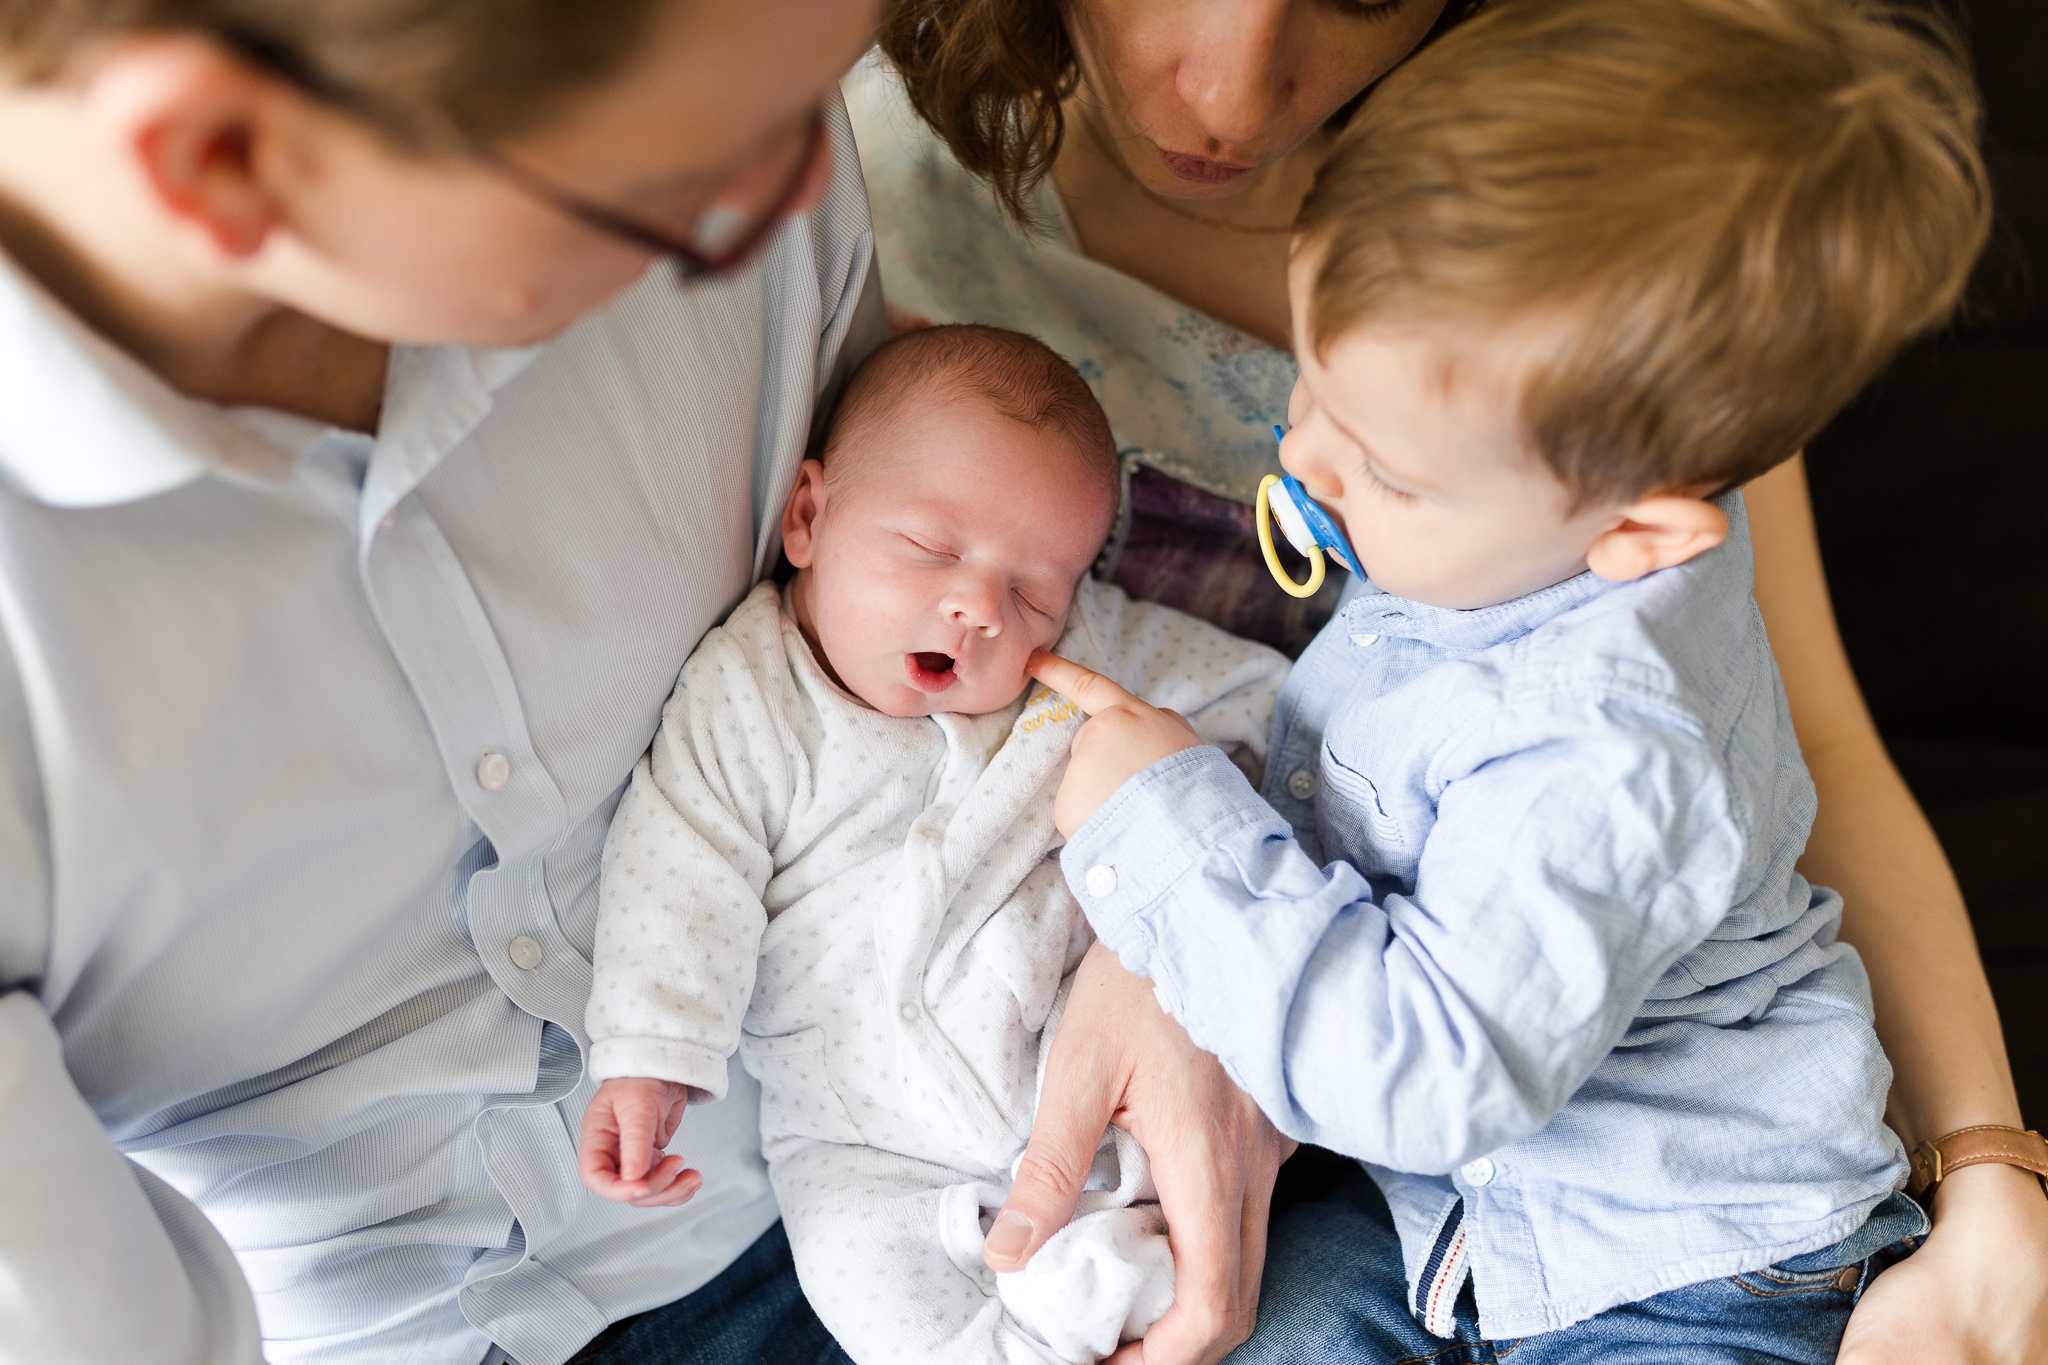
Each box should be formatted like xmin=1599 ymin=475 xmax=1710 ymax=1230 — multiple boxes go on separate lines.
xmin=507 ymin=935 xmax=543 ymax=971
xmin=899 ymin=1002 xmax=919 ymax=1022
xmin=476 ymin=750 xmax=511 ymax=791
xmin=1287 ymin=768 xmax=1318 ymax=801
xmin=1461 ymin=1157 xmax=1496 ymax=1186
xmin=1085 ymin=865 xmax=1118 ymax=898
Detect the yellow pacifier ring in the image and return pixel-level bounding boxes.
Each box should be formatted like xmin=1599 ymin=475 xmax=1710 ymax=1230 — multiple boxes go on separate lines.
xmin=1256 ymin=474 xmax=1326 ymax=599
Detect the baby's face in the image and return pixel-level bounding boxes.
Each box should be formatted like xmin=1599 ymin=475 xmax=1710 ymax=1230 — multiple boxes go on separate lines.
xmin=783 ymin=390 xmax=1115 ymax=718
xmin=1283 ymin=258 xmax=1624 ymax=610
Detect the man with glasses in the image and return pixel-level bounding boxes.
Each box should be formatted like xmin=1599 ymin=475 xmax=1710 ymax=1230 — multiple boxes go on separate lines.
xmin=0 ymin=3 xmax=1282 ymax=1364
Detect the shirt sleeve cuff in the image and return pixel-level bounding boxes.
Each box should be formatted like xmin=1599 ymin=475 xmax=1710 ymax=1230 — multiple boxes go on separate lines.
xmin=586 ymin=1037 xmax=732 ymax=1103
xmin=1059 ymin=744 xmax=1284 ymax=966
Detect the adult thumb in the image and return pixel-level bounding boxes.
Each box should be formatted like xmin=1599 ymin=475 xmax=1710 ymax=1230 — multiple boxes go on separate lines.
xmin=985 ymin=1057 xmax=1119 ymax=1271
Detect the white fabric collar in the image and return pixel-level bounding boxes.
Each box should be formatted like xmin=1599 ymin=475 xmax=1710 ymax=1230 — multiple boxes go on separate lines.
xmin=0 ymin=250 xmax=540 ymax=510
xmin=0 ymin=251 xmax=262 ymax=507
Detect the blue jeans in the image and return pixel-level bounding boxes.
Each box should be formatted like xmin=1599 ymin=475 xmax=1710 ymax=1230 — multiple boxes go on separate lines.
xmin=1231 ymin=1153 xmax=1927 ymax=1365
xmin=565 ymin=1222 xmax=851 ymax=1365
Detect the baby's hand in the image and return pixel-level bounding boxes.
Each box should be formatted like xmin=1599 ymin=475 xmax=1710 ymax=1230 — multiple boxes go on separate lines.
xmin=1028 ymin=651 xmax=1206 ymax=838
xmin=578 ymin=1077 xmax=700 ymax=1207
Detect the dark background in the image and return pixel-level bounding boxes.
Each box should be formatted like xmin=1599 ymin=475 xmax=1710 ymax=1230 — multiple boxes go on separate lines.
xmin=1804 ymin=0 xmax=2046 ymax=1122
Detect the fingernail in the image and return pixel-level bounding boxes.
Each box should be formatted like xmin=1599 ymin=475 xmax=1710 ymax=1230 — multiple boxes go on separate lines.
xmin=985 ymin=1210 xmax=1035 ymax=1262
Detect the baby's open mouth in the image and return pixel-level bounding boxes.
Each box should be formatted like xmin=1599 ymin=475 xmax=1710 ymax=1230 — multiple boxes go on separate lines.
xmin=905 ymin=652 xmax=958 ymax=693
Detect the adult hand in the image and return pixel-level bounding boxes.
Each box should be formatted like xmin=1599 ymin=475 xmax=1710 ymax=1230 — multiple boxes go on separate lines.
xmin=984 ymin=942 xmax=1294 ymax=1365
xmin=577 ymin=1076 xmax=701 ymax=1208
xmin=1838 ymin=1163 xmax=2048 ymax=1363
xmin=1027 ymin=651 xmax=1206 ymax=838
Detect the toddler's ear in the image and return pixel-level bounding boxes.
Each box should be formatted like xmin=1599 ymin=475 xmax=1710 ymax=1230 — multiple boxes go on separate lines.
xmin=779 ymin=460 xmax=828 ymax=568
xmin=1585 ymin=494 xmax=1729 ymax=584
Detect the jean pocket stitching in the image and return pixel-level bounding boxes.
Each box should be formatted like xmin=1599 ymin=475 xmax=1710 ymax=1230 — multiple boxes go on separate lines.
xmin=1729 ymin=1268 xmax=1854 ymax=1298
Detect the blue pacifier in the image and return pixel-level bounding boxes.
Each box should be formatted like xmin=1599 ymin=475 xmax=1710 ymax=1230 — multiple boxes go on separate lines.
xmin=1257 ymin=424 xmax=1360 ymax=599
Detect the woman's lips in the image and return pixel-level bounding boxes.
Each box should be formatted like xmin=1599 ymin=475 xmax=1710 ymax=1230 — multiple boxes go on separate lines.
xmin=905 ymin=651 xmax=958 ymax=693
xmin=1158 ymin=150 xmax=1253 ymax=185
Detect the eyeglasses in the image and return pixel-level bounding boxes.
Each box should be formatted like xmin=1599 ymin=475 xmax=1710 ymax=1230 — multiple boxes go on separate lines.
xmin=208 ymin=23 xmax=825 ymax=282
xmin=486 ymin=110 xmax=827 ymax=280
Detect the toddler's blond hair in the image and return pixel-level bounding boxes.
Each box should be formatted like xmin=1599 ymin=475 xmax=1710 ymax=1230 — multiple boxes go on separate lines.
xmin=1298 ymin=0 xmax=1991 ymax=507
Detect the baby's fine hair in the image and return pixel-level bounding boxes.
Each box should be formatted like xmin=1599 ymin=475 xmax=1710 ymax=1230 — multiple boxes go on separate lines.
xmin=1298 ymin=0 xmax=1991 ymax=508
xmin=823 ymin=325 xmax=1120 ymax=506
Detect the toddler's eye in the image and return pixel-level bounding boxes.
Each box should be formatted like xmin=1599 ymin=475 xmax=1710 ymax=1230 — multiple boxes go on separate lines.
xmin=1361 ymin=462 xmax=1417 ymax=503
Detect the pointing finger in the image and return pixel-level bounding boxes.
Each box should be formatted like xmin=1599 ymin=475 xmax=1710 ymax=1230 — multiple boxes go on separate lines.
xmin=1027 ymin=650 xmax=1142 ymax=718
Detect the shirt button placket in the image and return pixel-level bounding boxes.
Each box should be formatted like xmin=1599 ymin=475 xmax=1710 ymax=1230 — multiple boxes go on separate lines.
xmin=476 ymin=750 xmax=511 ymax=792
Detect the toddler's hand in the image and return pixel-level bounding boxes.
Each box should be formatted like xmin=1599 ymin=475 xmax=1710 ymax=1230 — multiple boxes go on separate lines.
xmin=578 ymin=1077 xmax=700 ymax=1207
xmin=1028 ymin=651 xmax=1207 ymax=838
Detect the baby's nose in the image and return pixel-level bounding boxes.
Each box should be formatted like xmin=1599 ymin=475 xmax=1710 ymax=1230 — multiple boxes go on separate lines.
xmin=952 ymin=604 xmax=1001 ymax=637
xmin=949 ymin=579 xmax=1005 ymax=636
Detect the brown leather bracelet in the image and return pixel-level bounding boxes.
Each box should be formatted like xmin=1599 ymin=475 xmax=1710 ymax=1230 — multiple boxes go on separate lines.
xmin=1906 ymin=1124 xmax=2048 ymax=1203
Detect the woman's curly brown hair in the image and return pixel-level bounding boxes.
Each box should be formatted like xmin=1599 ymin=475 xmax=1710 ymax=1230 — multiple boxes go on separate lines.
xmin=878 ymin=0 xmax=1079 ymax=223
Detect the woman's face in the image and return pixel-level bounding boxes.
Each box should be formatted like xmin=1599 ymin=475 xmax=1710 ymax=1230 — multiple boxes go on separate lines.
xmin=1065 ymin=0 xmax=1448 ymax=200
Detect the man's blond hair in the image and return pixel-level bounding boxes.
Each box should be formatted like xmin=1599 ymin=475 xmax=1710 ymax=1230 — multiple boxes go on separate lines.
xmin=1298 ymin=0 xmax=1991 ymax=507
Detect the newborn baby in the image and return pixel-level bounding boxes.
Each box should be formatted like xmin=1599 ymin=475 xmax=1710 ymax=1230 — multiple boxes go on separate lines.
xmin=578 ymin=325 xmax=1287 ymax=1365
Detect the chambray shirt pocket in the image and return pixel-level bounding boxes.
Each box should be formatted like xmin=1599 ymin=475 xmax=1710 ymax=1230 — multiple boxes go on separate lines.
xmin=1316 ymin=748 xmax=1410 ymax=877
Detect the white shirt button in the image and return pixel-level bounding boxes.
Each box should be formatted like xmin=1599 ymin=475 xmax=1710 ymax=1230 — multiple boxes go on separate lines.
xmin=899 ymin=1002 xmax=920 ymax=1022
xmin=1353 ymin=632 xmax=1381 ymax=647
xmin=1461 ymin=1157 xmax=1496 ymax=1186
xmin=1085 ymin=864 xmax=1118 ymax=898
xmin=507 ymin=935 xmax=543 ymax=971
xmin=1286 ymin=768 xmax=1318 ymax=801
xmin=379 ymin=511 xmax=397 ymax=533
xmin=476 ymin=751 xmax=511 ymax=791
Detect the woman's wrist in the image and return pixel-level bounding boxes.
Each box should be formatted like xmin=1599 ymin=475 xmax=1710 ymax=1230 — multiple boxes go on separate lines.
xmin=1931 ymin=1157 xmax=2048 ymax=1224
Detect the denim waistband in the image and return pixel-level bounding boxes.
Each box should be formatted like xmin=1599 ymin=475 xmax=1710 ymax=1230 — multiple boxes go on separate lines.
xmin=1778 ymin=1191 xmax=1929 ymax=1273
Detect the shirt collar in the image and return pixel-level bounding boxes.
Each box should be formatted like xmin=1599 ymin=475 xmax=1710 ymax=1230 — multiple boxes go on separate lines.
xmin=1342 ymin=568 xmax=1618 ymax=655
xmin=0 ymin=249 xmax=541 ymax=511
xmin=0 ymin=251 xmax=259 ymax=507
xmin=1340 ymin=490 xmax=1750 ymax=655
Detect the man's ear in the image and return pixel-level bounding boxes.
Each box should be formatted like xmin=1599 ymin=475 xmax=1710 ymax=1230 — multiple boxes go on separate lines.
xmin=83 ymin=35 xmax=294 ymax=260
xmin=780 ymin=460 xmax=829 ymax=568
xmin=1584 ymin=493 xmax=1729 ymax=583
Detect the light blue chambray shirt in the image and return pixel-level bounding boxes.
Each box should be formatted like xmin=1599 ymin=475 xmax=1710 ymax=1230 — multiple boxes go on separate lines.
xmin=0 ymin=101 xmax=880 ymax=1365
xmin=1062 ymin=495 xmax=1910 ymax=1339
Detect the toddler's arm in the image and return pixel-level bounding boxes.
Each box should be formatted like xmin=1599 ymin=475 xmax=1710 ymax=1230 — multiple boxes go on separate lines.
xmin=1031 ymin=653 xmax=1759 ymax=1172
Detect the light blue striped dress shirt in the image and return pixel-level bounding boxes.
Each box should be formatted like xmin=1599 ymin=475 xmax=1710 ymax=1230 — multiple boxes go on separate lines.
xmin=0 ymin=100 xmax=880 ymax=1365
xmin=1061 ymin=496 xmax=1910 ymax=1339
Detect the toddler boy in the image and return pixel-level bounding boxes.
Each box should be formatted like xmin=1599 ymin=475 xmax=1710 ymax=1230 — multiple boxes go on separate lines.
xmin=577 ymin=324 xmax=1288 ymax=1365
xmin=1035 ymin=0 xmax=1990 ymax=1358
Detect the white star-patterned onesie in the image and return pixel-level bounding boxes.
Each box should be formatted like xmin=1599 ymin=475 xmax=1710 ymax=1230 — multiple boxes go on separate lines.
xmin=587 ymin=577 xmax=1287 ymax=1365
